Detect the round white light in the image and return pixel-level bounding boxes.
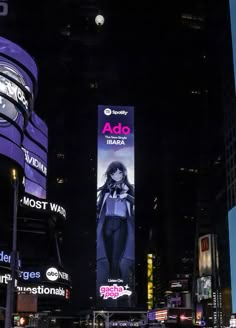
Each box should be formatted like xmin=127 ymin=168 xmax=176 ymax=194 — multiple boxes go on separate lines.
xmin=104 ymin=108 xmax=111 ymax=116
xmin=95 ymin=15 xmax=105 ymax=26
xmin=46 ymin=267 xmax=59 ymax=281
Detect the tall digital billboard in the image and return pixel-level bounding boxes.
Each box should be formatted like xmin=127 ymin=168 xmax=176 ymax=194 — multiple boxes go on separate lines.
xmin=198 ymin=234 xmax=212 ymax=277
xmin=228 ymin=206 xmax=236 ymax=312
xmin=97 ymin=105 xmax=135 ymax=307
xmin=147 ymin=254 xmax=154 ymax=310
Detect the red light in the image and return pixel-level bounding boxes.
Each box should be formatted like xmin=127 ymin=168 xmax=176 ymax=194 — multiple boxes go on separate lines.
xmin=180 ymin=315 xmax=186 ymax=321
xmin=65 ymin=289 xmax=70 ymax=299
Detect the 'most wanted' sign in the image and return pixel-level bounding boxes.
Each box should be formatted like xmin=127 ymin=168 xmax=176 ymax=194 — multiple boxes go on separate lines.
xmin=20 ymin=196 xmax=66 ymax=219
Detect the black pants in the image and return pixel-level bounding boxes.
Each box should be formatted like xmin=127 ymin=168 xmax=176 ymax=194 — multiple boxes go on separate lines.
xmin=103 ymin=216 xmax=127 ymax=278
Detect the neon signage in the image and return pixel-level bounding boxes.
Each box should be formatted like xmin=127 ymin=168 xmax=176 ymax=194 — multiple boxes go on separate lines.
xmin=19 ymin=271 xmax=40 ymax=280
xmin=0 ymin=250 xmax=21 ymax=268
xmin=20 ymin=196 xmax=66 ymax=219
xmin=100 ymin=284 xmax=132 ymax=300
xmin=102 ymin=123 xmax=131 ymax=135
xmin=17 ymin=285 xmax=69 ymax=298
xmin=0 ymin=67 xmax=30 ymax=113
xmin=46 ymin=267 xmax=69 ymax=282
xmin=22 ymin=148 xmax=47 ymax=176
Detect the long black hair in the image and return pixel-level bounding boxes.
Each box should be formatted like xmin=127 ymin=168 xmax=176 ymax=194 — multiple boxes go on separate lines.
xmin=98 ymin=161 xmax=134 ymax=194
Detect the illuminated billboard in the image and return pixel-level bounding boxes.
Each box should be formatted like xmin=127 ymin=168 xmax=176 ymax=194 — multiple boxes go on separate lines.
xmin=195 ymin=304 xmax=203 ymax=325
xmin=20 ymin=195 xmax=66 ymax=220
xmin=196 ymin=276 xmax=212 ymax=302
xmin=0 ymin=37 xmax=48 ymax=198
xmin=147 ymin=254 xmax=154 ymax=310
xmin=22 ymin=111 xmax=48 ymax=199
xmin=169 ymin=279 xmax=189 ymax=291
xmin=230 ymin=0 xmax=236 ymax=92
xmin=228 ymin=206 xmax=236 ymax=312
xmin=0 ymin=265 xmax=71 ymax=301
xmin=97 ymin=105 xmax=135 ymax=307
xmin=198 ymin=234 xmax=212 ymax=277
xmin=0 ymin=37 xmax=36 ymax=169
xmin=0 ymin=61 xmax=32 ymax=168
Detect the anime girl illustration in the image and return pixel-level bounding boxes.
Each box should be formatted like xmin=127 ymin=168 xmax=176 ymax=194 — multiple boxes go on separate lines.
xmin=96 ymin=161 xmax=135 ymax=291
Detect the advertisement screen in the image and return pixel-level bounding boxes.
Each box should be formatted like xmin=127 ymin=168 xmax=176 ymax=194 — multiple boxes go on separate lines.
xmin=196 ymin=276 xmax=212 ymax=302
xmin=230 ymin=0 xmax=236 ymax=92
xmin=17 ymin=284 xmax=70 ymax=300
xmin=22 ymin=112 xmax=48 ymax=199
xmin=195 ymin=303 xmax=203 ymax=324
xmin=18 ymin=266 xmax=70 ymax=285
xmin=0 ymin=37 xmax=38 ymax=90
xmin=0 ymin=136 xmax=24 ymax=167
xmin=228 ymin=206 xmax=236 ymax=312
xmin=198 ymin=234 xmax=212 ymax=277
xmin=25 ymin=121 xmax=48 ymax=151
xmin=169 ymin=279 xmax=189 ymax=291
xmin=97 ymin=105 xmax=135 ymax=307
xmin=0 ymin=120 xmax=22 ymax=147
xmin=0 ymin=60 xmax=32 ymax=119
xmin=147 ymin=254 xmax=154 ymax=310
xmin=22 ymin=135 xmax=47 ymax=163
xmin=20 ymin=195 xmax=66 ymax=219
xmin=24 ymin=174 xmax=46 ymax=199
xmin=31 ymin=111 xmax=48 ymax=137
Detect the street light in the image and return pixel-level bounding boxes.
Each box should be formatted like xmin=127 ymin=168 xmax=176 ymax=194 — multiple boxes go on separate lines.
xmin=5 ymin=168 xmax=19 ymax=328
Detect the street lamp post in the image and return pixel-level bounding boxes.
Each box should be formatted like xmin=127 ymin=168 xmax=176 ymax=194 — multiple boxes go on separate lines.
xmin=5 ymin=169 xmax=19 ymax=328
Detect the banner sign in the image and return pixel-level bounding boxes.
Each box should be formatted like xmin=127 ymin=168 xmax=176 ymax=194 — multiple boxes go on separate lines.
xmin=20 ymin=195 xmax=66 ymax=219
xmin=97 ymin=105 xmax=135 ymax=307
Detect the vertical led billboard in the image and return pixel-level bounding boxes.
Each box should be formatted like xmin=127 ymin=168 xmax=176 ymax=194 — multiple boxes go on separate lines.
xmin=228 ymin=206 xmax=236 ymax=312
xmin=97 ymin=105 xmax=135 ymax=307
xmin=147 ymin=254 xmax=154 ymax=310
xmin=198 ymin=234 xmax=212 ymax=277
xmin=230 ymin=0 xmax=236 ymax=92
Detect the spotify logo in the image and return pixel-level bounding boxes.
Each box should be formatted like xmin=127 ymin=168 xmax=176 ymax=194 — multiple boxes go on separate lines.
xmin=104 ymin=108 xmax=111 ymax=116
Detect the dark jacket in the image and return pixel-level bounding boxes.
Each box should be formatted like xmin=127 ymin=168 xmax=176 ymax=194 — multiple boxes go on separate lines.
xmin=96 ymin=183 xmax=134 ymax=262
